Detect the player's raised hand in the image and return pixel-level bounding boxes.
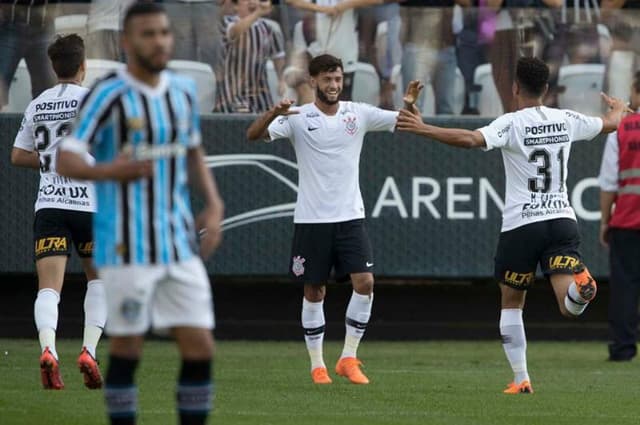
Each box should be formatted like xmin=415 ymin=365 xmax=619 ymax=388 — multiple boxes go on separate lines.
xmin=396 ymin=108 xmax=426 ymax=134
xmin=273 ymin=98 xmax=299 ymax=116
xmin=601 ymin=92 xmax=634 ymax=113
xmin=197 ymin=206 xmax=223 ymax=258
xmin=403 ymin=80 xmax=424 ymax=109
xmin=107 ymin=154 xmax=153 ymax=182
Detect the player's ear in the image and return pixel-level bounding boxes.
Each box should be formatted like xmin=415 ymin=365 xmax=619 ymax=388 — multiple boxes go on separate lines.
xmin=541 ymin=83 xmax=549 ymax=99
xmin=309 ymin=76 xmax=317 ymax=89
xmin=512 ymin=81 xmax=519 ymax=97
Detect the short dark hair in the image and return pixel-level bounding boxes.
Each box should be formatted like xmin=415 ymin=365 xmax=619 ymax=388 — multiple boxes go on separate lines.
xmin=634 ymin=71 xmax=640 ymax=94
xmin=47 ymin=34 xmax=85 ymax=79
xmin=309 ymin=54 xmax=343 ymax=77
xmin=123 ymin=2 xmax=167 ymax=31
xmin=516 ymin=57 xmax=549 ymax=97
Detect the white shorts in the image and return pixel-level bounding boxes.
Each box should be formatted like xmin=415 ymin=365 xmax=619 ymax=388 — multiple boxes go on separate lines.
xmin=99 ymin=257 xmax=215 ymax=336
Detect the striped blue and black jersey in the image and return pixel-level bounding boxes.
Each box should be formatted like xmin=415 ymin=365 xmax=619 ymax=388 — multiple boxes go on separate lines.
xmin=62 ymin=68 xmax=201 ymax=267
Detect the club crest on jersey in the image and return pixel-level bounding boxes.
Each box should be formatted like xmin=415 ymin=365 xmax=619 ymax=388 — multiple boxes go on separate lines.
xmin=127 ymin=117 xmax=144 ymax=130
xmin=343 ymin=116 xmax=358 ymax=135
xmin=292 ymin=256 xmax=306 ymax=277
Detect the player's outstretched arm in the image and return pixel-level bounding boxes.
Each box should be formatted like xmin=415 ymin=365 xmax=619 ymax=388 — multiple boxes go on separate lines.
xmin=10 ymin=147 xmax=40 ymax=169
xmin=396 ymin=108 xmax=486 ymax=149
xmin=57 ymin=150 xmax=153 ymax=182
xmin=246 ymin=98 xmax=298 ymax=141
xmin=600 ymin=92 xmax=633 ymax=133
xmin=188 ymin=146 xmax=225 ymax=259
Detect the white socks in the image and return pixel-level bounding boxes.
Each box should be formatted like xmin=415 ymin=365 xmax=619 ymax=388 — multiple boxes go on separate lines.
xmin=500 ymin=308 xmax=529 ymax=384
xmin=341 ymin=291 xmax=373 ymax=360
xmin=83 ymin=279 xmax=106 ymax=358
xmin=34 ymin=280 xmax=107 ymax=361
xmin=564 ymin=282 xmax=589 ymax=316
xmin=302 ymin=298 xmax=326 ymax=370
xmin=35 ymin=288 xmax=60 ymax=359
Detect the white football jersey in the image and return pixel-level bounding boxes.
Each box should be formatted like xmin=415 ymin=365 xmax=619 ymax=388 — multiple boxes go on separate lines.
xmin=13 ymin=83 xmax=96 ymax=213
xmin=268 ymin=101 xmax=398 ymax=223
xmin=478 ymin=106 xmax=603 ymax=232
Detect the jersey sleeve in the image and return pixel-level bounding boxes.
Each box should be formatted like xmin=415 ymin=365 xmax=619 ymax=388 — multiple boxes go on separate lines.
xmin=13 ymin=107 xmax=35 ymax=151
xmin=61 ymin=80 xmax=122 ymax=154
xmin=359 ymin=103 xmax=398 ymax=132
xmin=267 ymin=115 xmax=294 ymax=142
xmin=477 ymin=113 xmax=513 ymax=151
xmin=186 ymin=81 xmax=202 ymax=148
xmin=598 ymin=132 xmax=619 ymax=192
xmin=563 ymin=110 xmax=603 ymax=142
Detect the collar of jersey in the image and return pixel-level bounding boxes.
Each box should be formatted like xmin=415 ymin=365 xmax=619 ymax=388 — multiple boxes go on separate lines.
xmin=312 ymin=101 xmax=342 ymax=117
xmin=118 ymin=68 xmax=169 ymax=97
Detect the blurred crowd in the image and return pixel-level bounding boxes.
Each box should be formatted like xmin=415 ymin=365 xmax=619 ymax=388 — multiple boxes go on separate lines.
xmin=1 ymin=0 xmax=640 ymax=115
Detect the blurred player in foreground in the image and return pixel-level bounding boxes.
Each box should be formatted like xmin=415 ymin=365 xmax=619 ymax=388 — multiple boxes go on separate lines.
xmin=57 ymin=3 xmax=224 ymax=424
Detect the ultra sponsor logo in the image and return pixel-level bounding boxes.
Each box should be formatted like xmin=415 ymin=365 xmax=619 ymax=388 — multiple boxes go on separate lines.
xmin=504 ymin=270 xmax=534 ymax=288
xmin=35 ymin=237 xmax=68 ymax=256
xmin=548 ymin=255 xmax=579 ymax=270
xmin=77 ymin=242 xmax=94 ymax=255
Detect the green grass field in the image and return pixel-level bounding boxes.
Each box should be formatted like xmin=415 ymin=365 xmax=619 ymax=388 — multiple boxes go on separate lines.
xmin=1 ymin=339 xmax=640 ymax=425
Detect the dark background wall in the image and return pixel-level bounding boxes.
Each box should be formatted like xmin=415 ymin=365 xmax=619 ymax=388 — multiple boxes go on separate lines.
xmin=0 ymin=115 xmax=612 ymax=341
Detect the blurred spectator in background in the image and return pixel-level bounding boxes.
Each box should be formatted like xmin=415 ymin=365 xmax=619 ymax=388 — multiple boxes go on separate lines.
xmin=216 ymin=0 xmax=286 ymax=113
xmin=85 ymin=0 xmax=136 ymax=60
xmin=164 ymin=0 xmax=223 ymax=78
xmin=0 ymin=1 xmax=57 ymax=110
xmin=400 ymin=1 xmax=459 ymax=114
xmin=456 ymin=0 xmax=491 ymax=114
xmin=287 ymin=0 xmax=392 ymax=101
xmin=544 ymin=0 xmax=604 ymax=107
xmin=487 ymin=0 xmax=561 ymax=113
xmin=598 ymin=71 xmax=640 ymax=362
xmin=358 ymin=1 xmax=402 ymax=109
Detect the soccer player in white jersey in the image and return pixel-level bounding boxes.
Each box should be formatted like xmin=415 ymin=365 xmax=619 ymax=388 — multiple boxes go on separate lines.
xmin=10 ymin=34 xmax=106 ymax=390
xmin=57 ymin=4 xmax=224 ymax=425
xmin=396 ymin=57 xmax=630 ymax=394
xmin=247 ymin=54 xmax=414 ymax=385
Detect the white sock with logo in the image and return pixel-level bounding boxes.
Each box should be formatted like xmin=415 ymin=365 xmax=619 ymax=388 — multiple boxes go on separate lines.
xmin=564 ymin=282 xmax=589 ymax=316
xmin=341 ymin=291 xmax=373 ymax=359
xmin=302 ymin=298 xmax=326 ymax=370
xmin=500 ymin=308 xmax=529 ymax=384
xmin=83 ymin=279 xmax=106 ymax=358
xmin=34 ymin=288 xmax=60 ymax=360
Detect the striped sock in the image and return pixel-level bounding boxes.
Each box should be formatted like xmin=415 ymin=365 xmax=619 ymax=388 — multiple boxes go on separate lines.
xmin=177 ymin=360 xmax=213 ymax=425
xmin=105 ymin=356 xmax=139 ymax=425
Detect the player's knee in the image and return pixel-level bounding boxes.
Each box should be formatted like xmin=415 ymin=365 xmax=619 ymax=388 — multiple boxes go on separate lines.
xmin=304 ymin=284 xmax=326 ymax=302
xmin=353 ymin=276 xmax=374 ymax=295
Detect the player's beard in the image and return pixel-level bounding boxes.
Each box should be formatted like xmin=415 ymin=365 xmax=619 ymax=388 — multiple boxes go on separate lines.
xmin=316 ymin=86 xmax=340 ymax=105
xmin=135 ymin=50 xmax=168 ymax=74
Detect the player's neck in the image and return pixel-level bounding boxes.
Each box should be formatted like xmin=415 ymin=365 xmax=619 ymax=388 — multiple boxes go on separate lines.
xmin=57 ymin=78 xmax=81 ymax=86
xmin=314 ymin=100 xmax=339 ymax=116
xmin=516 ymin=97 xmax=543 ymax=110
xmin=127 ymin=63 xmax=161 ymax=88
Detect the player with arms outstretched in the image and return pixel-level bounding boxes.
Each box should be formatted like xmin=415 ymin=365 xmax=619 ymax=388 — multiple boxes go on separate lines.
xmin=11 ymin=34 xmax=106 ymax=390
xmin=248 ymin=54 xmax=421 ymax=385
xmin=396 ymin=57 xmax=629 ymax=393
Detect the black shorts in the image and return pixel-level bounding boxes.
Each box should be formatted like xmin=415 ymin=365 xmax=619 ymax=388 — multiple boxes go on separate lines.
xmin=33 ymin=208 xmax=94 ymax=260
xmin=289 ymin=219 xmax=374 ymax=283
xmin=494 ymin=218 xmax=582 ymax=290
